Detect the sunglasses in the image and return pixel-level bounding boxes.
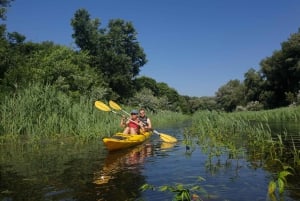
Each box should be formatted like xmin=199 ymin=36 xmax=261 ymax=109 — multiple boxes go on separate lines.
xmin=131 ymin=113 xmax=138 ymax=115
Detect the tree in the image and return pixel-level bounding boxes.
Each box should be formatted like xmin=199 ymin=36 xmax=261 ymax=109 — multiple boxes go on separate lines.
xmin=243 ymin=68 xmax=264 ymax=103
xmin=0 ymin=31 xmax=28 ymax=84
xmin=188 ymin=96 xmax=218 ymax=112
xmin=157 ymin=82 xmax=181 ymax=111
xmin=7 ymin=31 xmax=26 ymax=44
xmin=129 ymin=88 xmax=163 ymax=112
xmin=3 ymin=43 xmax=108 ymax=99
xmin=215 ymin=79 xmax=245 ymax=112
xmin=0 ymin=0 xmax=14 ymax=20
xmin=135 ymin=76 xmax=159 ymax=95
xmin=0 ymin=0 xmax=15 ymax=81
xmin=71 ymin=9 xmax=147 ymax=100
xmin=260 ymin=30 xmax=300 ymax=108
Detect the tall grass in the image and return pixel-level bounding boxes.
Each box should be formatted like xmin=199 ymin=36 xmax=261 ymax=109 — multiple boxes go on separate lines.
xmin=188 ymin=108 xmax=300 ymax=172
xmin=151 ymin=110 xmax=190 ymax=128
xmin=230 ymin=106 xmax=300 ymax=122
xmin=0 ymin=84 xmax=117 ymax=142
xmin=0 ymin=83 xmax=189 ymax=143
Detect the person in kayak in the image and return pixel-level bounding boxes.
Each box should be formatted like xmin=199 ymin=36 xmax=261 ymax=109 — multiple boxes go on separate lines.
xmin=120 ymin=109 xmax=142 ymax=134
xmin=138 ymin=108 xmax=152 ymax=132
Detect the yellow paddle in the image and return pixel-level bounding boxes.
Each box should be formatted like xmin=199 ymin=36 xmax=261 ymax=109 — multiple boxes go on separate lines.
xmin=95 ymin=100 xmax=177 ymax=143
xmin=95 ymin=101 xmax=127 ymax=120
xmin=95 ymin=101 xmax=117 ymax=114
xmin=108 ymin=100 xmax=177 ymax=143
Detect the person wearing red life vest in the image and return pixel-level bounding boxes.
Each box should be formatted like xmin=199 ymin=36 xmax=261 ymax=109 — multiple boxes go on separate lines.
xmin=120 ymin=109 xmax=142 ymax=134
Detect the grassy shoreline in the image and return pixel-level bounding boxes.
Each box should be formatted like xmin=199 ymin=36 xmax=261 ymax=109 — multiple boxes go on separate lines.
xmin=0 ymin=84 xmax=190 ymax=143
xmin=185 ymin=106 xmax=300 ymax=198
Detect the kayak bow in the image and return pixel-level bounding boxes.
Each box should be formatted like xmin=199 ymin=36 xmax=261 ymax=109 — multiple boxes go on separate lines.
xmin=102 ymin=131 xmax=152 ymax=151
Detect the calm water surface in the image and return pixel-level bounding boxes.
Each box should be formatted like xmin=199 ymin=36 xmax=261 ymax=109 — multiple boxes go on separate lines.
xmin=0 ymin=124 xmax=299 ymax=201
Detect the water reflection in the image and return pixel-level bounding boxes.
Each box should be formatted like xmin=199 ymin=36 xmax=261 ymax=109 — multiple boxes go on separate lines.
xmin=1 ymin=122 xmax=299 ymax=201
xmin=92 ymin=144 xmax=153 ymax=200
xmin=0 ymin=136 xmax=179 ymax=201
xmin=94 ymin=144 xmax=153 ymax=184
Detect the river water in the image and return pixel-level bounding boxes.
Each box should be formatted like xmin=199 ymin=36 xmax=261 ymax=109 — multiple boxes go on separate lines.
xmin=0 ymin=124 xmax=299 ymax=201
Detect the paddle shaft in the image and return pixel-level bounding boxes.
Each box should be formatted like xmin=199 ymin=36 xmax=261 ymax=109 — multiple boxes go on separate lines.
xmin=98 ymin=100 xmax=177 ymax=142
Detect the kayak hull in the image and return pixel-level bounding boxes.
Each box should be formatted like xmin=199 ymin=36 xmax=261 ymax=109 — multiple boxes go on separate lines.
xmin=102 ymin=132 xmax=152 ymax=151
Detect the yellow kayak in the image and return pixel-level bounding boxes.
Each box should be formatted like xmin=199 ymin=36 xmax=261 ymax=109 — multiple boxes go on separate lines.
xmin=102 ymin=131 xmax=152 ymax=151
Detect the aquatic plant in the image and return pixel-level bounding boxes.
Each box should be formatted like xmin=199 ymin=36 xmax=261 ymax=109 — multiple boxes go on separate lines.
xmin=268 ymin=159 xmax=294 ymax=200
xmin=140 ymin=176 xmax=207 ymax=201
xmin=187 ymin=108 xmax=300 ymax=198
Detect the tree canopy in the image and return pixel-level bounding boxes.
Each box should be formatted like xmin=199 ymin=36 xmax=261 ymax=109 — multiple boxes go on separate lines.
xmin=0 ymin=4 xmax=299 ymax=113
xmin=71 ymin=9 xmax=147 ymax=100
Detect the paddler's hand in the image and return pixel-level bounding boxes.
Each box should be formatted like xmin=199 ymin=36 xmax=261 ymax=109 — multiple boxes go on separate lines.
xmin=121 ymin=116 xmax=127 ymax=126
xmin=139 ymin=122 xmax=144 ymax=127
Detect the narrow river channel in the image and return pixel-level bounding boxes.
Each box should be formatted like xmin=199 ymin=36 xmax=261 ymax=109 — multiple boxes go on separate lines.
xmin=1 ymin=124 xmax=299 ymax=201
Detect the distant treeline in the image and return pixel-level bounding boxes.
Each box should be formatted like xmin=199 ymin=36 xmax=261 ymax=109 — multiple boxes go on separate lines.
xmin=1 ymin=1 xmax=299 ymax=113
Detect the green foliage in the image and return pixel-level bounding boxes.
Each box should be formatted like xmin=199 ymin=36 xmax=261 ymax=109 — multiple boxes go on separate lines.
xmin=134 ymin=76 xmax=192 ymax=113
xmin=71 ymin=9 xmax=147 ymax=100
xmin=268 ymin=160 xmax=294 ymax=198
xmin=0 ymin=83 xmax=190 ymax=141
xmin=140 ymin=177 xmax=206 ymax=201
xmin=70 ymin=8 xmax=101 ymax=54
xmin=243 ymin=68 xmax=264 ymax=103
xmin=155 ymin=82 xmax=182 ymax=111
xmin=2 ymin=3 xmax=300 ymax=114
xmin=259 ymin=30 xmax=300 ymax=108
xmin=129 ymin=88 xmax=165 ymax=112
xmin=135 ymin=76 xmax=160 ymax=95
xmin=0 ymin=83 xmax=111 ymax=140
xmin=285 ymin=91 xmax=297 ymax=105
xmin=186 ymin=96 xmax=218 ymax=113
xmin=245 ymin=101 xmax=264 ymax=111
xmin=0 ymin=0 xmax=14 ymax=20
xmin=3 ymin=44 xmax=108 ymax=100
xmin=215 ymin=79 xmax=245 ymax=112
xmin=7 ymin=31 xmax=25 ymax=44
xmin=216 ymin=29 xmax=300 ymax=110
xmin=188 ymin=107 xmax=300 ymax=201
xmin=0 ymin=27 xmax=9 ymax=79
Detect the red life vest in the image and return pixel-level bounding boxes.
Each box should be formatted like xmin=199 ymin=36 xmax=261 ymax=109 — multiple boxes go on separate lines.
xmin=128 ymin=121 xmax=139 ymax=129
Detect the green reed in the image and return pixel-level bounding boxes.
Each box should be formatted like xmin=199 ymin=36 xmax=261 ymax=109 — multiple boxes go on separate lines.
xmin=0 ymin=84 xmax=118 ymax=142
xmin=230 ymin=106 xmax=300 ymax=122
xmin=186 ymin=108 xmax=300 ymax=196
xmin=0 ymin=83 xmax=189 ymax=143
xmin=188 ymin=109 xmax=299 ymax=164
xmin=150 ymin=110 xmax=190 ymax=128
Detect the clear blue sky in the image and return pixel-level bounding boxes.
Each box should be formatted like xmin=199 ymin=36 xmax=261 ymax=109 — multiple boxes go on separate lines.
xmin=5 ymin=0 xmax=300 ymax=97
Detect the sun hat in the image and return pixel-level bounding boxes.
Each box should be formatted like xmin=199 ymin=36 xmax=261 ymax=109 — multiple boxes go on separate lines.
xmin=130 ymin=109 xmax=138 ymax=114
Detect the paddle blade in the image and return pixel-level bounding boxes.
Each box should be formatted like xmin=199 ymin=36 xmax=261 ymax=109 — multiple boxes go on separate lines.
xmin=95 ymin=101 xmax=111 ymax=112
xmin=160 ymin=133 xmax=177 ymax=143
xmin=153 ymin=130 xmax=177 ymax=143
xmin=109 ymin=100 xmax=122 ymax=111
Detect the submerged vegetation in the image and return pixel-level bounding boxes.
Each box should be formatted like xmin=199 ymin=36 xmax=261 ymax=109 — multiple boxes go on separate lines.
xmin=186 ymin=107 xmax=300 ymax=200
xmin=140 ymin=177 xmax=207 ymax=201
xmin=142 ymin=106 xmax=300 ymax=200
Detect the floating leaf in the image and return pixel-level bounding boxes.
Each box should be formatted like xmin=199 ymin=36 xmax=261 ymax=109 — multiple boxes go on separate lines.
xmin=140 ymin=183 xmax=155 ymax=191
xmin=278 ymin=178 xmax=285 ymax=194
xmin=279 ymin=170 xmax=292 ymax=182
xmin=268 ymin=181 xmax=276 ymax=195
xmin=159 ymin=185 xmax=169 ymax=192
